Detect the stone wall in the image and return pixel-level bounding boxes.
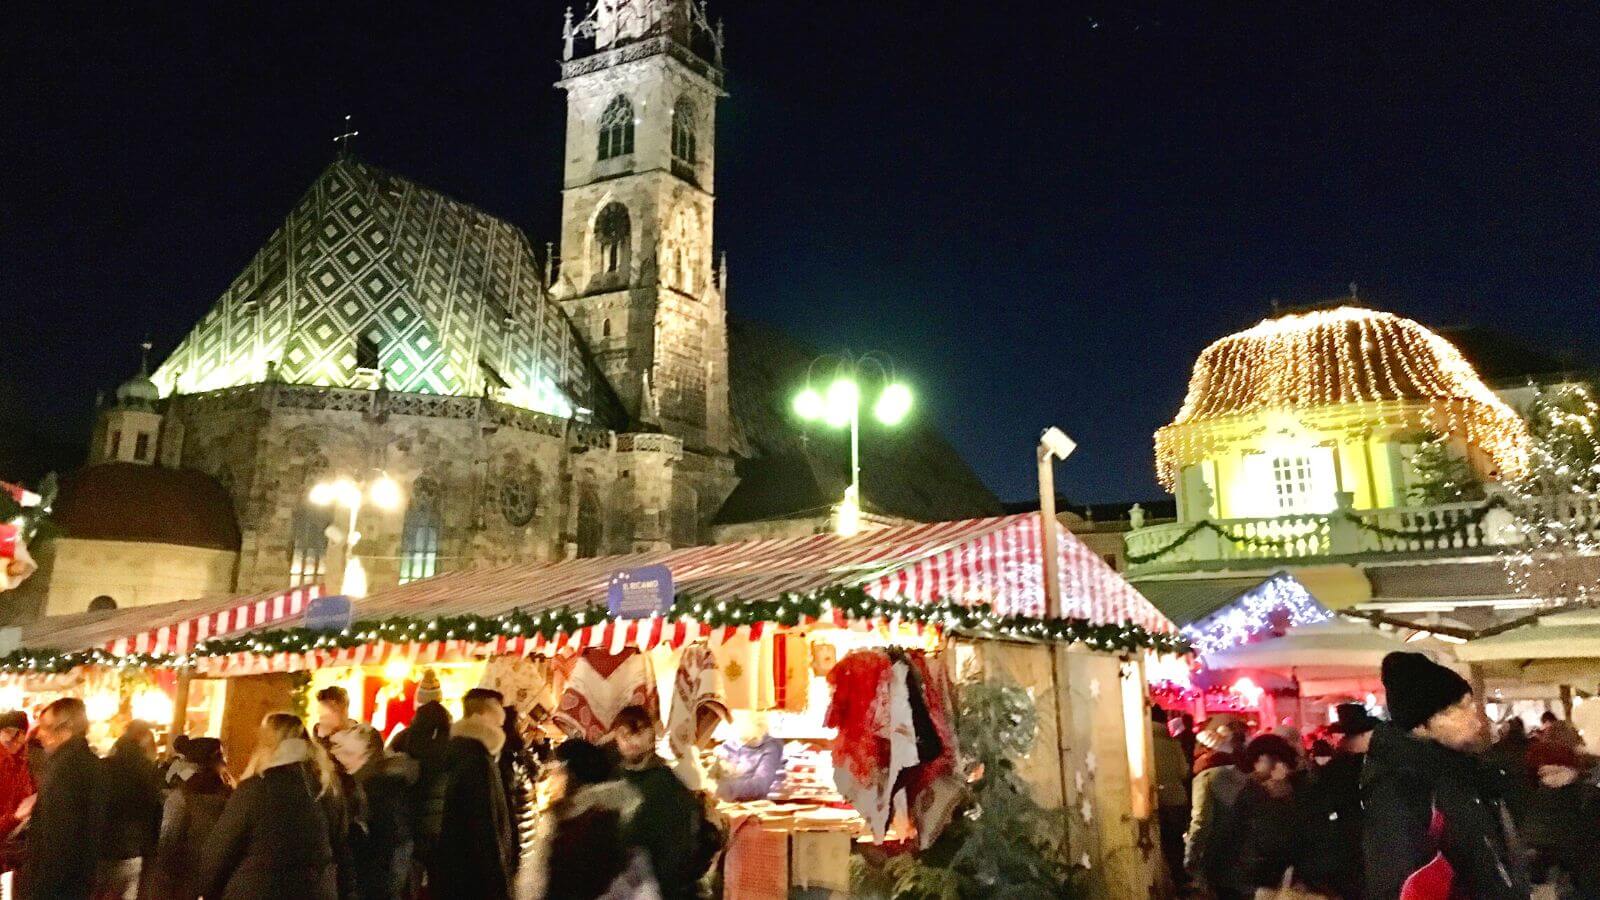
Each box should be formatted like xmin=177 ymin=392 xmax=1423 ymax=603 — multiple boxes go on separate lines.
xmin=165 ymin=383 xmax=734 ymax=595
xmin=45 ymin=538 xmax=238 ymax=615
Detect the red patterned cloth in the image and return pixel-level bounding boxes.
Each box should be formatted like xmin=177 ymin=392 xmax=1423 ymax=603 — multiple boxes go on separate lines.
xmin=554 ymin=647 xmax=659 ymax=742
xmin=901 ymin=652 xmax=961 ymax=848
xmin=668 ymin=643 xmax=728 ymax=758
xmin=824 ymin=650 xmax=892 ymax=786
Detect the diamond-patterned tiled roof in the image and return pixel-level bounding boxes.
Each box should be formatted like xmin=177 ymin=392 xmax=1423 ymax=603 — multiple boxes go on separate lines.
xmin=152 ymin=157 xmax=620 ymax=426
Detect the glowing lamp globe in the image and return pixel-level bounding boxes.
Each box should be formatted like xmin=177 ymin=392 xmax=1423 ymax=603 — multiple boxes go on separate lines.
xmin=369 ymin=474 xmax=403 ymax=511
xmin=793 ymin=387 xmax=825 ymax=422
xmin=824 ymin=378 xmax=860 ymax=429
xmin=874 ymin=383 xmax=913 ymax=426
xmin=309 ymin=482 xmax=337 ymax=507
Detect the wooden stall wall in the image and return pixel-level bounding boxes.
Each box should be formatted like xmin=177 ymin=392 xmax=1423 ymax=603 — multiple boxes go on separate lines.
xmin=218 ymin=673 xmax=294 ymax=777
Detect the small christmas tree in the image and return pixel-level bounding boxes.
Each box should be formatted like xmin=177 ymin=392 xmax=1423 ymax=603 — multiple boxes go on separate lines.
xmin=1407 ymin=432 xmax=1484 ymax=505
xmin=852 ymin=676 xmax=1077 ymax=899
xmin=1501 ymin=381 xmax=1600 ymax=608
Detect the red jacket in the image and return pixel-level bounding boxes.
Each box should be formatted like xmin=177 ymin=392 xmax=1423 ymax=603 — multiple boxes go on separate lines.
xmin=0 ymin=743 xmax=35 ymax=838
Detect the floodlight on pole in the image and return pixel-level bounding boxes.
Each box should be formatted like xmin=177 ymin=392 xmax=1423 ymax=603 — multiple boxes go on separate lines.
xmin=792 ymin=352 xmax=912 ymax=537
xmin=1036 ymin=427 xmax=1077 ymax=619
xmin=306 ymin=470 xmax=405 ymax=598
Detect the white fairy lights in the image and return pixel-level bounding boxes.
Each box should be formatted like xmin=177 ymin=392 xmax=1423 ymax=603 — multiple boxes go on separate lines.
xmin=1154 ymin=306 xmax=1530 ymax=490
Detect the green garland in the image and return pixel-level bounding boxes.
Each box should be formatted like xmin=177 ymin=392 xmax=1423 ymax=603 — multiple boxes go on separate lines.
xmin=1129 ymin=495 xmax=1512 ymax=565
xmin=0 ymin=585 xmax=1188 ymax=675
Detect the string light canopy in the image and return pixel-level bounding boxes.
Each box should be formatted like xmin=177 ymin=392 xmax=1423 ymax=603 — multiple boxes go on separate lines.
xmin=1154 ymin=305 xmax=1530 ymax=490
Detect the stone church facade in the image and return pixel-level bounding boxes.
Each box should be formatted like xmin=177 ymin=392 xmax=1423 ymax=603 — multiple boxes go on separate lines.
xmin=20 ymin=0 xmax=1002 ymax=616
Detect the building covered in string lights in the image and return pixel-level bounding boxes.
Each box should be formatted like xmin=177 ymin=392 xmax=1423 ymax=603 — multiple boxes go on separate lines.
xmin=1129 ymin=298 xmax=1598 ymax=714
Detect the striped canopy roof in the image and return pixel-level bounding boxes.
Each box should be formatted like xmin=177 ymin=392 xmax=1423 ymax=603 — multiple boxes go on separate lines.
xmin=20 ymin=586 xmax=320 ymax=657
xmin=304 ymin=513 xmax=1172 ymax=633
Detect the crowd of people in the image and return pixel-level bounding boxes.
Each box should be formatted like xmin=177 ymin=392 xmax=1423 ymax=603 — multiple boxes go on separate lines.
xmin=0 ymin=682 xmax=720 ymax=900
xmin=1153 ymin=651 xmax=1600 ymax=900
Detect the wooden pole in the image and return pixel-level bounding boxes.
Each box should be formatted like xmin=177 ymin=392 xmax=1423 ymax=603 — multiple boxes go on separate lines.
xmin=168 ymin=667 xmax=193 ymax=750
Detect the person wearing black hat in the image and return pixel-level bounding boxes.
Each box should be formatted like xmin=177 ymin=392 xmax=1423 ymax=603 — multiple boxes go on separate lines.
xmin=1362 ymin=651 xmax=1530 ymax=899
xmin=150 ymin=735 xmax=234 ymax=900
xmin=1296 ymin=702 xmax=1378 ymax=898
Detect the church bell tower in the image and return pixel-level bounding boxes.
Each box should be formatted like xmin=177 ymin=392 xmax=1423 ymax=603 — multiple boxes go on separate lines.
xmin=554 ymin=0 xmax=730 ymax=454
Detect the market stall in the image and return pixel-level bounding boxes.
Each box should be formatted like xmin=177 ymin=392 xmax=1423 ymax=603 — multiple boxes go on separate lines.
xmin=4 ymin=514 xmax=1182 ymax=898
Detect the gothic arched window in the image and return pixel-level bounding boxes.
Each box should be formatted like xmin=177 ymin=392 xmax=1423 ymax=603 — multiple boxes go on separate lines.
xmin=671 ymin=97 xmax=697 ymax=164
xmin=598 ymin=95 xmax=635 ymax=160
xmin=289 ymin=506 xmax=331 ymax=587
xmin=661 ymin=204 xmax=701 ymax=294
xmin=594 ymin=203 xmax=631 ymax=278
xmin=400 ymin=478 xmax=441 ymax=585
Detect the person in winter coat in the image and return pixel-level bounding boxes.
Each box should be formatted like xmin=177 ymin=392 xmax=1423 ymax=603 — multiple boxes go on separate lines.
xmin=612 ymin=706 xmax=712 ymax=900
xmin=1296 ymin=702 xmax=1376 ymax=899
xmin=21 ymin=697 xmax=106 ymax=900
xmin=196 ymin=713 xmax=341 ymax=900
xmin=150 ymin=736 xmax=234 ymax=900
xmin=1184 ymin=718 xmax=1249 ymax=898
xmin=331 ymin=723 xmax=418 ymax=900
xmin=389 ymin=698 xmax=451 ymax=885
xmin=1362 ymin=651 xmax=1530 ymax=900
xmin=518 ymin=739 xmax=659 ymax=900
xmin=94 ymin=720 xmax=164 ymax=899
xmin=0 ymin=710 xmax=36 ymax=874
xmin=1235 ymin=734 xmax=1300 ymax=895
xmin=1518 ymin=739 xmax=1600 ymax=895
xmin=1148 ymin=707 xmax=1191 ymax=894
xmin=435 ymin=688 xmax=517 ymax=900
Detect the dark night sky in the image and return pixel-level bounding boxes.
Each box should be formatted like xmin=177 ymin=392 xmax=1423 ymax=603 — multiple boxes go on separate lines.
xmin=5 ymin=1 xmax=1599 ymax=504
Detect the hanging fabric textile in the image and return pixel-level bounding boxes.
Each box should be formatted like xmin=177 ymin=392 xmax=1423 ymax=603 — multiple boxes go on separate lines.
xmin=899 ymin=652 xmax=963 ymax=848
xmin=480 ymin=654 xmax=556 ymax=722
xmin=711 ymin=631 xmax=777 ymax=710
xmin=668 ymin=642 xmax=730 ymax=758
xmin=553 ymin=647 xmax=659 ymax=741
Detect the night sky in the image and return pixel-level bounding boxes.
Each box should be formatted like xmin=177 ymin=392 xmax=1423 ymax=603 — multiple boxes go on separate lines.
xmin=5 ymin=0 xmax=1599 ymax=504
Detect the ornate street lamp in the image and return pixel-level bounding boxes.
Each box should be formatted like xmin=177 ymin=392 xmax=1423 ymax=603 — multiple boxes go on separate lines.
xmin=309 ymin=471 xmax=402 ymax=598
xmin=792 ymin=353 xmax=913 ymax=537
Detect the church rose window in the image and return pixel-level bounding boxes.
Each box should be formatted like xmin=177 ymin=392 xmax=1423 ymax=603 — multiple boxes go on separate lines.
xmin=400 ymin=477 xmax=441 ymax=584
xmin=594 ymin=203 xmax=631 ymax=277
xmin=672 ymin=97 xmax=697 ymax=164
xmin=499 ymin=477 xmax=537 ymax=527
xmin=598 ymin=95 xmax=635 ymax=161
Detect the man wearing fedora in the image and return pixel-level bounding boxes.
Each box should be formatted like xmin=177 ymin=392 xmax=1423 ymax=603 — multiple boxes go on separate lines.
xmin=1297 ymin=702 xmax=1378 ymax=898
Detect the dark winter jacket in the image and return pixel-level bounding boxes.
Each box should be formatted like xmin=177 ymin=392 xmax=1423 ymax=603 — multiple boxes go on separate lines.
xmin=522 ymin=779 xmax=649 ymax=900
xmin=196 ymin=750 xmax=338 ymax=900
xmin=99 ymin=738 xmax=164 ymax=861
xmin=621 ymin=756 xmax=707 ymax=900
xmin=1521 ymin=778 xmax=1600 ymax=896
xmin=389 ymin=705 xmax=451 ymax=864
xmin=150 ymin=768 xmax=232 ymax=900
xmin=1361 ymin=724 xmax=1530 ymax=900
xmin=350 ymin=753 xmax=418 ymax=900
xmin=325 ymin=766 xmax=362 ymax=900
xmin=433 ymin=718 xmax=515 ymax=900
xmin=1184 ymin=761 xmax=1249 ymax=890
xmin=20 ymin=735 xmax=105 ymax=900
xmin=1295 ymin=751 xmax=1365 ymax=898
xmin=1236 ymin=780 xmax=1297 ymax=889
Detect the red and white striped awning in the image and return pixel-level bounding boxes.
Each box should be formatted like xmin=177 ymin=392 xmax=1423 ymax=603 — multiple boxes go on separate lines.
xmin=20 ymin=586 xmax=320 ymax=657
xmin=42 ymin=514 xmax=1174 ymax=675
xmin=243 ymin=513 xmax=1170 ymax=639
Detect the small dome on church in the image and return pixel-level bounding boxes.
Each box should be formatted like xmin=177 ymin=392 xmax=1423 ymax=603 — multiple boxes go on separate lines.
xmin=1154 ymin=304 xmax=1529 ymax=488
xmin=115 ymin=373 xmax=161 ymax=407
xmin=53 ymin=463 xmax=240 ymax=552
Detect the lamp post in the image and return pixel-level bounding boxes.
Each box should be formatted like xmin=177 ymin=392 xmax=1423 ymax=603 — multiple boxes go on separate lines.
xmin=793 ymin=354 xmax=913 ymax=537
xmin=1037 ymin=427 xmax=1077 ymax=617
xmin=309 ymin=471 xmax=402 ymax=598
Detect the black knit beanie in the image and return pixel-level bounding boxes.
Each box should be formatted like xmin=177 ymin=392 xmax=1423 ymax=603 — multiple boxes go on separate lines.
xmin=1382 ymin=651 xmax=1471 ymax=731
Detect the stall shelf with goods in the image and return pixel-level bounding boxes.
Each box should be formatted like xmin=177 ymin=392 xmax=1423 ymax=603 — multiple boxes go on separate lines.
xmin=3 ymin=514 xmax=1181 ymax=898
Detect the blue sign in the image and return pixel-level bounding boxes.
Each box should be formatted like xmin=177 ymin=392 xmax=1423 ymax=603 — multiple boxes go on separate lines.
xmin=304 ymin=595 xmax=354 ymax=632
xmin=607 ymin=565 xmax=674 ymax=620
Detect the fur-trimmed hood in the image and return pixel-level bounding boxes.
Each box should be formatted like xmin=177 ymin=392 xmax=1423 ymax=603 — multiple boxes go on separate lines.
xmin=553 ymin=778 xmax=641 ymax=825
xmin=450 ymin=717 xmax=506 ymax=758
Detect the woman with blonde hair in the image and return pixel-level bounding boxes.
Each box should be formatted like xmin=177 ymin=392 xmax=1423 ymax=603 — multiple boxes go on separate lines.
xmin=196 ymin=712 xmax=339 ymax=899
